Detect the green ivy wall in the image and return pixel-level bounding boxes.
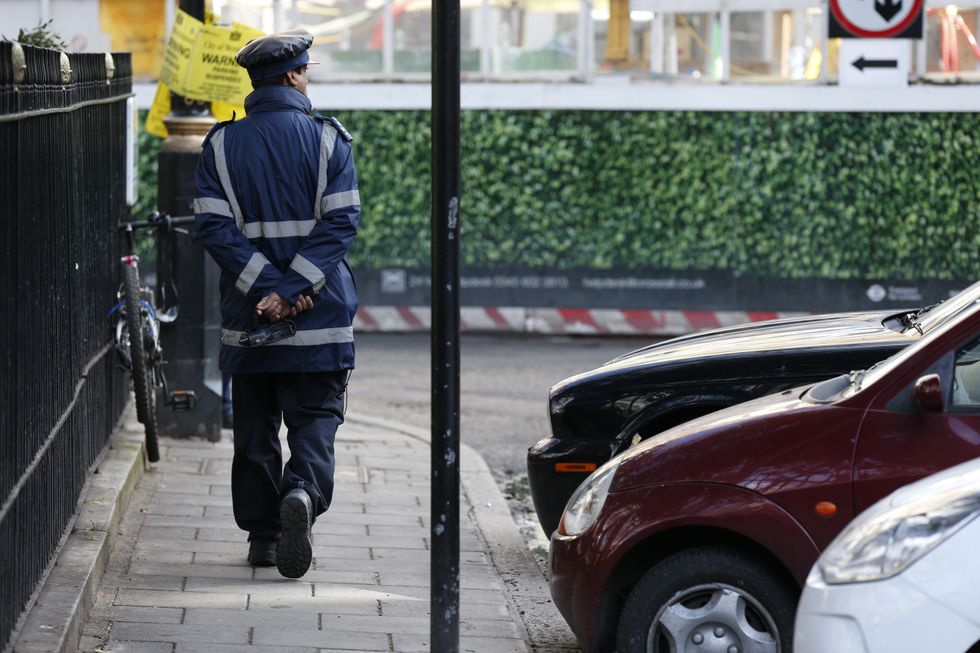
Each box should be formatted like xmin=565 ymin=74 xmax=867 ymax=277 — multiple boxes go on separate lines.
xmin=137 ymin=110 xmax=980 ymax=280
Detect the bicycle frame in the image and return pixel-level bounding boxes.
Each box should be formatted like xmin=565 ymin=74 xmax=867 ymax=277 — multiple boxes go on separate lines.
xmin=111 ymin=212 xmax=199 ymax=453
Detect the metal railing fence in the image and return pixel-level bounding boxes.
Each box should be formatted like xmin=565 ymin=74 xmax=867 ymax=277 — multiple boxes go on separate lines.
xmin=0 ymin=42 xmax=132 ymax=650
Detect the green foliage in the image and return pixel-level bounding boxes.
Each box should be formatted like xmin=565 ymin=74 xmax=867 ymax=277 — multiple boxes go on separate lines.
xmin=9 ymin=20 xmax=67 ymax=50
xmin=347 ymin=110 xmax=432 ymax=267
xmin=134 ymin=119 xmax=162 ymax=260
xmin=137 ymin=109 xmax=980 ymax=280
xmin=345 ymin=110 xmax=980 ymax=280
xmin=135 ymin=122 xmax=161 ymax=221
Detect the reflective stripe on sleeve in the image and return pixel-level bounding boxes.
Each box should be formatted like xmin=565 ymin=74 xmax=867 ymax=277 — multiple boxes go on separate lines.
xmin=319 ymin=189 xmax=360 ymax=215
xmin=241 ymin=220 xmax=317 ymax=240
xmin=193 ymin=197 xmax=233 ymax=217
xmin=314 ymin=123 xmax=338 ymax=219
xmin=235 ymin=252 xmax=272 ymax=295
xmin=290 ymin=253 xmax=326 ymax=293
xmin=221 ymin=326 xmax=354 ymax=347
xmin=210 ymin=129 xmax=244 ymax=231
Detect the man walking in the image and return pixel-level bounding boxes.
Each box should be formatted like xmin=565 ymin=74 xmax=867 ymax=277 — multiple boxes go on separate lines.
xmin=193 ymin=29 xmax=360 ymax=579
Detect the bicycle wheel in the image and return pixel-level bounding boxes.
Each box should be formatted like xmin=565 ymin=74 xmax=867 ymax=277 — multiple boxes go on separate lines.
xmin=123 ymin=263 xmax=160 ymax=462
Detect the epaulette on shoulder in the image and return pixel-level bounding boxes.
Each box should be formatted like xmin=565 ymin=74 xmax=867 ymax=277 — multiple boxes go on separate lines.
xmin=326 ymin=116 xmax=353 ymax=142
xmin=310 ymin=111 xmax=352 ymax=142
xmin=314 ymin=113 xmax=354 ymax=142
xmin=202 ymin=112 xmax=237 ymax=148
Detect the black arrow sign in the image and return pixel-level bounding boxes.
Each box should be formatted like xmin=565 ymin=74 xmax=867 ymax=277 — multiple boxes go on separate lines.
xmin=852 ymin=56 xmax=898 ymax=71
xmin=875 ymin=0 xmax=902 ymax=22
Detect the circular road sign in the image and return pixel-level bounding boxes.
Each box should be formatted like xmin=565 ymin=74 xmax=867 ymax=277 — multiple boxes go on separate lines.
xmin=830 ymin=0 xmax=923 ymax=38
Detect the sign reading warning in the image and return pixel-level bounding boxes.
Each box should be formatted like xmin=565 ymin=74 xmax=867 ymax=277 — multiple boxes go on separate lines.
xmin=160 ymin=9 xmax=263 ymax=105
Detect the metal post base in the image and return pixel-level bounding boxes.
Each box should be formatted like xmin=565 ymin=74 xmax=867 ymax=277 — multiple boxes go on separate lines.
xmin=156 ymin=114 xmax=223 ymax=441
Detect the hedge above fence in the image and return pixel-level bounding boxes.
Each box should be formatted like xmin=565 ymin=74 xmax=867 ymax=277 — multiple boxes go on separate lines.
xmin=138 ymin=109 xmax=980 ymax=280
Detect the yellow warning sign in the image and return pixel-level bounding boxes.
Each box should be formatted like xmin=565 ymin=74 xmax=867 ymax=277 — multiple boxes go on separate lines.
xmin=145 ymin=82 xmax=171 ymax=139
xmin=210 ymin=100 xmax=244 ymax=123
xmin=144 ymin=81 xmax=245 ymax=140
xmin=160 ymin=9 xmax=263 ymax=106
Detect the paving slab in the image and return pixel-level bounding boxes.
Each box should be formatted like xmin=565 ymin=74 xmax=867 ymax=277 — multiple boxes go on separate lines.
xmin=90 ymin=606 xmax=184 ymax=625
xmin=250 ymin=626 xmax=390 ymax=651
xmin=182 ymin=607 xmax=319 ymax=629
xmin=106 ymin=623 xmax=249 ymax=645
xmin=113 ymin=589 xmax=250 ymax=610
xmin=110 ymin=575 xmax=188 ymax=593
xmin=79 ymin=639 xmax=175 ymax=653
xmin=175 ymin=644 xmax=316 ymax=653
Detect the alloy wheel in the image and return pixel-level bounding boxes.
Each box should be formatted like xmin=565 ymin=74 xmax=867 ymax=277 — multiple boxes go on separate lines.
xmin=647 ymin=583 xmax=780 ymax=653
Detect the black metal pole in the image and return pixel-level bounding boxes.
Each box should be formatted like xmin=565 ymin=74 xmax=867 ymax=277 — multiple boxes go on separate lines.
xmin=430 ymin=0 xmax=461 ymax=643
xmin=156 ymin=0 xmax=222 ymax=441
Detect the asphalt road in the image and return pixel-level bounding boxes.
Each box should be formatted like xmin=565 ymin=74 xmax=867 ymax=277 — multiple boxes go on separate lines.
xmin=350 ymin=332 xmax=646 ymax=478
xmin=349 ymin=332 xmax=653 ymax=552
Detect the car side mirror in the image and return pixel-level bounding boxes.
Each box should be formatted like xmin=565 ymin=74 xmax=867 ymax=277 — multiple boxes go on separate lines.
xmin=912 ymin=374 xmax=944 ymax=412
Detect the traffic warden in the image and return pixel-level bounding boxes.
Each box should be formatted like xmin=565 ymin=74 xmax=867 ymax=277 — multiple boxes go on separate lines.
xmin=193 ymin=29 xmax=360 ymax=579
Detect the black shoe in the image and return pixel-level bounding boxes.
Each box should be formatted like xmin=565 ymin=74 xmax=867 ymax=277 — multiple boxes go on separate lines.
xmin=247 ymin=538 xmax=277 ymax=567
xmin=276 ymin=488 xmax=313 ymax=578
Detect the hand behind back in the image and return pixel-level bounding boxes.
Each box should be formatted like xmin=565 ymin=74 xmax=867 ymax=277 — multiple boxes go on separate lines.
xmin=256 ymin=292 xmax=314 ymax=322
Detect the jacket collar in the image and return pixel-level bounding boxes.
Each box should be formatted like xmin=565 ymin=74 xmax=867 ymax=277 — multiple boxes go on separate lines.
xmin=244 ymin=86 xmax=312 ymax=115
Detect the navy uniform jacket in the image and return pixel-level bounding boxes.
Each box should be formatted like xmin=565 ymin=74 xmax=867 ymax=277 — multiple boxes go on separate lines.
xmin=193 ymin=85 xmax=359 ymax=374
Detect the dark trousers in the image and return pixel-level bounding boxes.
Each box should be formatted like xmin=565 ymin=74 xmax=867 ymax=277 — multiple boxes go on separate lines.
xmin=231 ymin=371 xmax=348 ymax=541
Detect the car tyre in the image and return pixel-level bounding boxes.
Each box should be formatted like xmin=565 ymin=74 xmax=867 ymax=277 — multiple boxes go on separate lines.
xmin=616 ymin=546 xmax=797 ymax=653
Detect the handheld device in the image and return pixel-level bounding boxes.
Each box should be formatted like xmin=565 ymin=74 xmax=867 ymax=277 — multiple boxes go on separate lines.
xmin=239 ymin=320 xmax=297 ymax=347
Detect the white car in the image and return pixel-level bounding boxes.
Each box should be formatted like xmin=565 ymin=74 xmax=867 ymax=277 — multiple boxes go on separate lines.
xmin=795 ymin=456 xmax=980 ymax=653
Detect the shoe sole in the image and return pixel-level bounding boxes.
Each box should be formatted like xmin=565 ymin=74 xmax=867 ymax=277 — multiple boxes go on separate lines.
xmin=277 ymin=495 xmax=312 ymax=578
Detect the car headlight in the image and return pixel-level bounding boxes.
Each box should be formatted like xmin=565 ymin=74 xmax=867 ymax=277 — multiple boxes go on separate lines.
xmin=557 ymin=459 xmax=620 ymax=537
xmin=819 ymin=484 xmax=980 ymax=585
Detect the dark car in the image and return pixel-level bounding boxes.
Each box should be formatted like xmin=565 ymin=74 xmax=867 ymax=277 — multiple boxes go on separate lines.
xmin=549 ymin=292 xmax=980 ymax=653
xmin=528 ymin=281 xmax=980 ymax=536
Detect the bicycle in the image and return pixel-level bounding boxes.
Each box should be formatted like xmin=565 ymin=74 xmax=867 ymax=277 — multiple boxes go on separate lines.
xmin=109 ymin=211 xmax=198 ymax=462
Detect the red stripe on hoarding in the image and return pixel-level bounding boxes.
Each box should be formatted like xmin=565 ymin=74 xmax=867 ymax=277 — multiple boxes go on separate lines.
xmin=622 ymin=310 xmax=668 ymax=332
xmin=357 ymin=308 xmax=380 ymax=329
xmin=559 ymin=308 xmax=605 ymax=332
xmin=746 ymin=312 xmax=780 ymax=323
xmin=396 ymin=306 xmax=425 ymax=328
xmin=683 ymin=311 xmax=722 ymax=330
xmin=485 ymin=307 xmax=511 ymax=328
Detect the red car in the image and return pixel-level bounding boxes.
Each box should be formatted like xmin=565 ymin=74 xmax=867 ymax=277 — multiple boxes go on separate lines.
xmin=550 ymin=295 xmax=980 ymax=653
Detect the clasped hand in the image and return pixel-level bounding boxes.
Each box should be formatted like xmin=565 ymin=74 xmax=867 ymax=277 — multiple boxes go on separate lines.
xmin=256 ymin=292 xmax=314 ymax=322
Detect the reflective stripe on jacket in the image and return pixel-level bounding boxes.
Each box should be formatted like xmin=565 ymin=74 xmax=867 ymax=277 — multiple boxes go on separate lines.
xmin=193 ymin=85 xmax=360 ymax=374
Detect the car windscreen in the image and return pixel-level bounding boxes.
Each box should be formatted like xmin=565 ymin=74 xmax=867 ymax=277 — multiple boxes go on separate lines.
xmin=844 ymin=297 xmax=980 ymax=399
xmin=917 ymin=280 xmax=980 ymax=333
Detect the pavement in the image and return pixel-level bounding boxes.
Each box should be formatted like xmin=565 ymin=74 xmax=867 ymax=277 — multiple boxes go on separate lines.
xmin=12 ymin=404 xmax=579 ymax=653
